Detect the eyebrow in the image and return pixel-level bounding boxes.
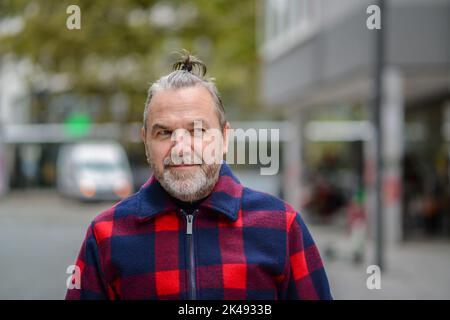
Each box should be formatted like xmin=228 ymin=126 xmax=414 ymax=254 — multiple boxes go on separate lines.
xmin=151 ymin=120 xmax=211 ymax=132
xmin=150 ymin=123 xmax=171 ymax=134
xmin=188 ymin=119 xmax=210 ymax=129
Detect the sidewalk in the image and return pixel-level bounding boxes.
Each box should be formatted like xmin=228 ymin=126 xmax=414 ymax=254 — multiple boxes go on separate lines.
xmin=309 ymin=224 xmax=450 ymax=299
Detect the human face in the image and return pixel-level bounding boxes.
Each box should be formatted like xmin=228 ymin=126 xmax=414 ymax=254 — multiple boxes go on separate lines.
xmin=141 ymin=85 xmax=229 ymax=202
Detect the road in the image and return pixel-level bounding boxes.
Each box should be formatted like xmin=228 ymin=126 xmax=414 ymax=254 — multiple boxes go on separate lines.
xmin=0 ymin=189 xmax=113 ymax=299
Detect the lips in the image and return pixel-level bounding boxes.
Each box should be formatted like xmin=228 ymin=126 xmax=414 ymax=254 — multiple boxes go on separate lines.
xmin=167 ymin=164 xmax=199 ymax=168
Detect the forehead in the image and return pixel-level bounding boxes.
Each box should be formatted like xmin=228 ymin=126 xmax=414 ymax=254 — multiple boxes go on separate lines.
xmin=147 ymin=85 xmax=218 ymax=127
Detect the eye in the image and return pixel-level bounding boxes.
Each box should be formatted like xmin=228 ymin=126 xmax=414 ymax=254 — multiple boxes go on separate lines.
xmin=192 ymin=127 xmax=206 ymax=134
xmin=158 ymin=130 xmax=172 ymax=137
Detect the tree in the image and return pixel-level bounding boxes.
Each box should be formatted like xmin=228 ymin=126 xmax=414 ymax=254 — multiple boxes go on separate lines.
xmin=0 ymin=0 xmax=261 ymax=124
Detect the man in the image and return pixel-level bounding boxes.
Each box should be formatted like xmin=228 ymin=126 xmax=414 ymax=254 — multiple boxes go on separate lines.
xmin=65 ymin=51 xmax=332 ymax=300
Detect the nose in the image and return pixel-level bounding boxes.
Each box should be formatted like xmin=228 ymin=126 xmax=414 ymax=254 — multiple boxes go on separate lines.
xmin=171 ymin=129 xmax=193 ymax=161
xmin=173 ymin=129 xmax=191 ymax=148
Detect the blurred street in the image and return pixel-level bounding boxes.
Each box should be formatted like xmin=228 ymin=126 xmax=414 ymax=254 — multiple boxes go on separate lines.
xmin=0 ymin=189 xmax=448 ymax=300
xmin=1 ymin=0 xmax=449 ymax=300
xmin=310 ymin=224 xmax=450 ymax=300
xmin=0 ymin=190 xmax=112 ymax=299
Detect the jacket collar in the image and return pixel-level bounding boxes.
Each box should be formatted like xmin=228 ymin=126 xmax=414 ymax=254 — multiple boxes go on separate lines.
xmin=136 ymin=163 xmax=243 ymax=222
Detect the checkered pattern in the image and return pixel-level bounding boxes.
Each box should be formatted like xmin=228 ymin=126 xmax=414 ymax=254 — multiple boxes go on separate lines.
xmin=65 ymin=163 xmax=332 ymax=300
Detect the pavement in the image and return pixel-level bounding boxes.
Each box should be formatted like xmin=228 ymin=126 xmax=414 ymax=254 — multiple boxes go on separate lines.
xmin=309 ymin=223 xmax=450 ymax=299
xmin=0 ymin=189 xmax=111 ymax=299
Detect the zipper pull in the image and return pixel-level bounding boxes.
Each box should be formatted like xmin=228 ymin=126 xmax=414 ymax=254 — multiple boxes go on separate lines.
xmin=186 ymin=214 xmax=193 ymax=235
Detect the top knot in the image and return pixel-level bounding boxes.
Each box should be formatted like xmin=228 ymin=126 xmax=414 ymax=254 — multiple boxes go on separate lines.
xmin=172 ymin=49 xmax=207 ymax=77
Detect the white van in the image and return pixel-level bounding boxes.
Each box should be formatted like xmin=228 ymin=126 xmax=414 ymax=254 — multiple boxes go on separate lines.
xmin=57 ymin=141 xmax=134 ymax=201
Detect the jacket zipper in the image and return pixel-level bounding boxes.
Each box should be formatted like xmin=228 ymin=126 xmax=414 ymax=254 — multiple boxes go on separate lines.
xmin=182 ymin=209 xmax=199 ymax=300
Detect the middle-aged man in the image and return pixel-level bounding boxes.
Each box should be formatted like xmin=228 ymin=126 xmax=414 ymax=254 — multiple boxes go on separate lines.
xmin=66 ymin=51 xmax=332 ymax=300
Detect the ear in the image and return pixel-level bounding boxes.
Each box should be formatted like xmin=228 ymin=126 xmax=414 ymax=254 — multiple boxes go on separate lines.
xmin=141 ymin=127 xmax=150 ymax=161
xmin=222 ymin=122 xmax=230 ymax=155
xmin=141 ymin=127 xmax=146 ymax=142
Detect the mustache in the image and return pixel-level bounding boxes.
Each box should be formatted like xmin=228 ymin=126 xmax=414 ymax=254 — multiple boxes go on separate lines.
xmin=163 ymin=154 xmax=203 ymax=167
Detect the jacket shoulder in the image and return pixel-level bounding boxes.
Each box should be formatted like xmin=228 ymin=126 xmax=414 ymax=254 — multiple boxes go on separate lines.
xmin=241 ymin=187 xmax=298 ymax=224
xmin=241 ymin=187 xmax=295 ymax=211
xmin=91 ymin=190 xmax=141 ymax=224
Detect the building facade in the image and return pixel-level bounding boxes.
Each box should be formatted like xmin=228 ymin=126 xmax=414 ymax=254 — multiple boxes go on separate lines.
xmin=259 ymin=0 xmax=450 ymax=243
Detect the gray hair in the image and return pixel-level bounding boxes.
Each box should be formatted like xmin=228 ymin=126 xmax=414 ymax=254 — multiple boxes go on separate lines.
xmin=143 ymin=51 xmax=226 ymax=131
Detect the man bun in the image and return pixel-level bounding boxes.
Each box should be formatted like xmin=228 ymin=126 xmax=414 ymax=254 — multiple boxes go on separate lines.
xmin=172 ymin=49 xmax=207 ymax=77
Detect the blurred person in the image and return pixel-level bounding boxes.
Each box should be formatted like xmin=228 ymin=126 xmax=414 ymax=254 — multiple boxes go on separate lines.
xmin=303 ymin=172 xmax=346 ymax=223
xmin=405 ymin=152 xmax=449 ymax=238
xmin=422 ymin=177 xmax=443 ymax=237
xmin=65 ymin=51 xmax=332 ymax=300
xmin=323 ymin=190 xmax=366 ymax=265
xmin=345 ymin=190 xmax=366 ymax=264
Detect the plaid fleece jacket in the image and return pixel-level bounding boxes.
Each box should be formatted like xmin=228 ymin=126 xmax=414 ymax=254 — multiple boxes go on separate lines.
xmin=65 ymin=163 xmax=332 ymax=300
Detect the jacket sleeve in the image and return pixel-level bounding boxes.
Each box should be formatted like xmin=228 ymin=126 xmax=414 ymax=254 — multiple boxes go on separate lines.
xmin=281 ymin=212 xmax=333 ymax=300
xmin=65 ymin=222 xmax=110 ymax=300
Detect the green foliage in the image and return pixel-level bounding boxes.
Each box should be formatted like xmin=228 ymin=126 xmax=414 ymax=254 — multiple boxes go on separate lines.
xmin=0 ymin=0 xmax=260 ymax=123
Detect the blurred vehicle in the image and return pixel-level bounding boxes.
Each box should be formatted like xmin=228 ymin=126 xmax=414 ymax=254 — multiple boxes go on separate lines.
xmin=57 ymin=141 xmax=134 ymax=201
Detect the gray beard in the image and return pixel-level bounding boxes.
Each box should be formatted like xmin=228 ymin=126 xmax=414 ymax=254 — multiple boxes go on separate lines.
xmin=150 ymin=157 xmax=221 ymax=202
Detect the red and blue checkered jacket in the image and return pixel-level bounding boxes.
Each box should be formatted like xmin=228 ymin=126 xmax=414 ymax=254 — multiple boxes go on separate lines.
xmin=65 ymin=163 xmax=332 ymax=300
